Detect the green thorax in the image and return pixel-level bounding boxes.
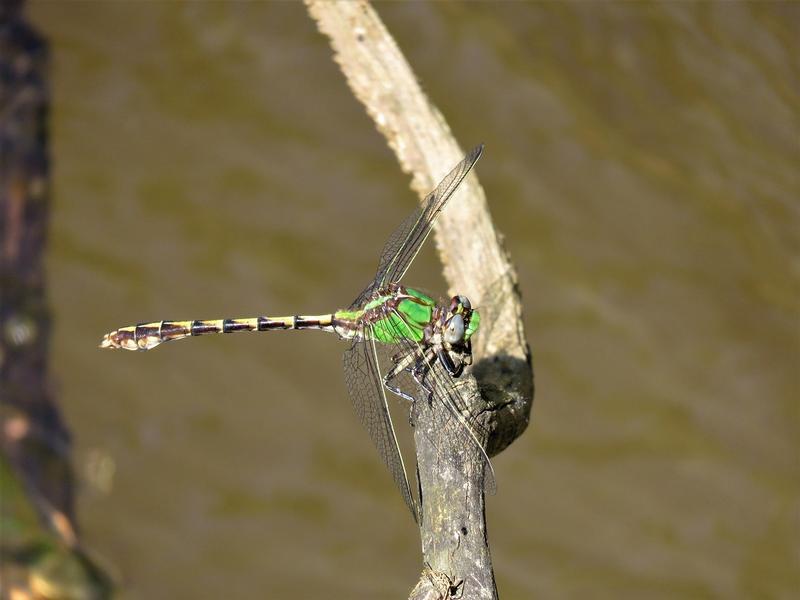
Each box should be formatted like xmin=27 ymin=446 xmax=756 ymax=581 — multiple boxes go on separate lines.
xmin=366 ymin=287 xmax=434 ymax=343
xmin=336 ymin=287 xmax=435 ymax=343
xmin=334 ymin=287 xmax=480 ymax=346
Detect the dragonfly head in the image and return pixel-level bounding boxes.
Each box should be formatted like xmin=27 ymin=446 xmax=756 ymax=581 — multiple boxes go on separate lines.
xmin=438 ymin=295 xmax=478 ymax=378
xmin=443 ymin=295 xmax=479 ymax=345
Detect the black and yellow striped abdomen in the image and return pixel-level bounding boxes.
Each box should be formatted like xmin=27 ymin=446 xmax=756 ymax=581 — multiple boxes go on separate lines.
xmin=100 ymin=314 xmax=349 ymax=351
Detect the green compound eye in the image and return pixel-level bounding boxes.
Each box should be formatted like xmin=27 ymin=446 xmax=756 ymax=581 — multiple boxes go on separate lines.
xmin=465 ymin=309 xmax=480 ymax=340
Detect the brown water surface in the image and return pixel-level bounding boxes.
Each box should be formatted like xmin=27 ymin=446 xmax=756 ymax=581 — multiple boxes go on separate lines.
xmin=27 ymin=2 xmax=800 ymax=598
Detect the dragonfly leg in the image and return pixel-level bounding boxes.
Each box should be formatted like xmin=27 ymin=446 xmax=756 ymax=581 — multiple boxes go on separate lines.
xmin=384 ymin=356 xmax=417 ymax=403
xmin=412 ymin=366 xmax=432 ymax=404
xmin=384 ymin=346 xmax=429 ymax=403
xmin=436 ymin=347 xmax=464 ymax=378
xmin=384 ymin=377 xmax=416 ymax=403
xmin=411 ymin=348 xmax=439 ymax=404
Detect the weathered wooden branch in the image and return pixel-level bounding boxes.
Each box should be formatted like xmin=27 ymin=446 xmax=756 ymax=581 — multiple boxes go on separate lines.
xmin=305 ymin=2 xmax=533 ymax=598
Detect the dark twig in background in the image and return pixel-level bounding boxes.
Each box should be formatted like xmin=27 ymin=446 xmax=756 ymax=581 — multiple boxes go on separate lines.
xmin=0 ymin=2 xmax=110 ymax=596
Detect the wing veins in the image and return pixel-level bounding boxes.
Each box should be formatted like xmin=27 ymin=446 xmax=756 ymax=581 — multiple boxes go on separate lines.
xmin=350 ymin=144 xmax=483 ymax=309
xmin=385 ymin=307 xmax=496 ymax=494
xmin=343 ymin=335 xmax=418 ymax=521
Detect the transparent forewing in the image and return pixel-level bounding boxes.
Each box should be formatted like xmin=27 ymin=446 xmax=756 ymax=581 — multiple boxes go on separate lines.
xmin=418 ymin=343 xmax=497 ymax=495
xmin=350 ymin=145 xmax=483 ymax=309
xmin=343 ymin=336 xmax=418 ymax=521
xmin=382 ymin=308 xmax=497 ymax=495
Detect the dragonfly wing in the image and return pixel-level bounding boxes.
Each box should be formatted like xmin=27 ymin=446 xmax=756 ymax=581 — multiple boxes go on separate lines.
xmin=350 ymin=144 xmax=483 ymax=309
xmin=383 ymin=309 xmax=497 ymax=495
xmin=343 ymin=336 xmax=419 ymax=522
xmin=420 ymin=347 xmax=497 ymax=495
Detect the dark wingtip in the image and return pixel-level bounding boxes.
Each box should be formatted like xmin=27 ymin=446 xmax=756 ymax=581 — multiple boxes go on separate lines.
xmin=464 ymin=144 xmax=484 ymax=172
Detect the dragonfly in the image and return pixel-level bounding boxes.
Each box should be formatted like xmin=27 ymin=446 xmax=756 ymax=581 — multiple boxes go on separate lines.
xmin=100 ymin=144 xmax=495 ymax=522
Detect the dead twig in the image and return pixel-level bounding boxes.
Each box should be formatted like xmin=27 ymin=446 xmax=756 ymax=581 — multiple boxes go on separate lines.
xmin=305 ymin=2 xmax=533 ymax=598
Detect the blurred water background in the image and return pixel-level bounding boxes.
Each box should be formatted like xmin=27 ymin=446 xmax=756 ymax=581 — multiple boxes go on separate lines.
xmin=24 ymin=2 xmax=799 ymax=598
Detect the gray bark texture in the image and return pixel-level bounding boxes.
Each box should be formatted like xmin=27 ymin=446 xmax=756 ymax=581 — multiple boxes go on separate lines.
xmin=305 ymin=2 xmax=534 ymax=599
